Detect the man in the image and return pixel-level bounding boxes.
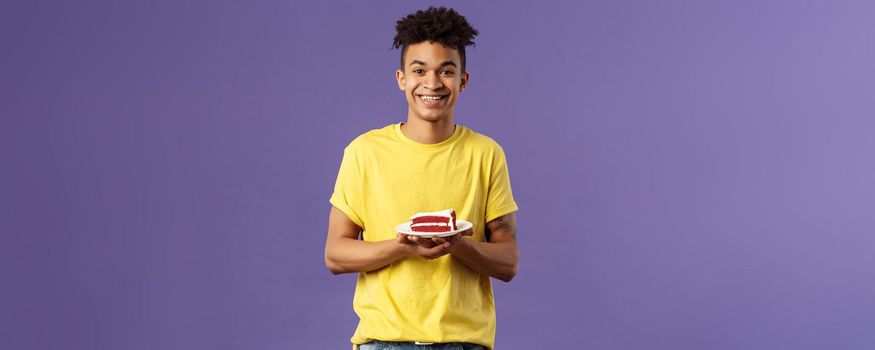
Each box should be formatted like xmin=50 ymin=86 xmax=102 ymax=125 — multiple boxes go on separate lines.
xmin=325 ymin=7 xmax=519 ymax=350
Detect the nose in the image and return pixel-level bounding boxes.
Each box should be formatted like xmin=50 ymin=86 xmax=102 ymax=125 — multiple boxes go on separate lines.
xmin=423 ymin=71 xmax=443 ymax=90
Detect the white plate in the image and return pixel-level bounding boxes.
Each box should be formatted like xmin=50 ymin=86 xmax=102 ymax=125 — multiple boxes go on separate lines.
xmin=395 ymin=219 xmax=472 ymax=238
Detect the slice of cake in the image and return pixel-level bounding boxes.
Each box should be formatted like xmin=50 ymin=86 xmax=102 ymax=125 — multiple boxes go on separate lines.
xmin=410 ymin=209 xmax=457 ymax=233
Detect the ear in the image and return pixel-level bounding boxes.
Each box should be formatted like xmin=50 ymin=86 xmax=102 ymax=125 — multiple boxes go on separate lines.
xmin=460 ymin=71 xmax=470 ymax=92
xmin=395 ymin=70 xmax=406 ymax=91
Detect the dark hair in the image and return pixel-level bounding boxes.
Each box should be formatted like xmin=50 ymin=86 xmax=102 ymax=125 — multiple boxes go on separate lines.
xmin=392 ymin=7 xmax=479 ymax=72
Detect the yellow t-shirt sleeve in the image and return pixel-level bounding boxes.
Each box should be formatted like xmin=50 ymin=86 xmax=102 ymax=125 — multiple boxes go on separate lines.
xmin=329 ymin=144 xmax=365 ymax=229
xmin=485 ymin=145 xmax=519 ymax=223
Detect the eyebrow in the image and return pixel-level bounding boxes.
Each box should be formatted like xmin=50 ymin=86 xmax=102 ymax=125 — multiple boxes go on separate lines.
xmin=409 ymin=60 xmax=457 ymax=68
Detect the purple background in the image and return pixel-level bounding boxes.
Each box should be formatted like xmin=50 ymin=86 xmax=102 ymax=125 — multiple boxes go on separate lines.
xmin=2 ymin=0 xmax=874 ymax=349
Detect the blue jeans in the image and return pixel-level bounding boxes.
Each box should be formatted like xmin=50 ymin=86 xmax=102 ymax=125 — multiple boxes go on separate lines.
xmin=359 ymin=340 xmax=487 ymax=350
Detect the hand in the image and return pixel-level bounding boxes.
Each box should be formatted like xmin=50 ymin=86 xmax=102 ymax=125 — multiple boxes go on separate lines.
xmin=431 ymin=227 xmax=473 ymax=253
xmin=397 ymin=233 xmax=448 ymax=259
xmin=397 ymin=228 xmax=474 ymax=259
xmin=399 ymin=233 xmax=437 ymax=248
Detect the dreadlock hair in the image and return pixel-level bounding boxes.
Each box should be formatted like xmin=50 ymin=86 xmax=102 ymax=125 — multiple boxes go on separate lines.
xmin=392 ymin=7 xmax=479 ymax=72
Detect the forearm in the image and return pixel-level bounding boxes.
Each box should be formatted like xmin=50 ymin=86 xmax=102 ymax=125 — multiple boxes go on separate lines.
xmin=450 ymin=239 xmax=519 ymax=282
xmin=325 ymin=237 xmax=409 ymax=275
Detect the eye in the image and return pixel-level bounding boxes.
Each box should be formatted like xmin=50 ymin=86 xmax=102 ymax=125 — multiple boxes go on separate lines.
xmin=412 ymin=69 xmax=425 ymax=74
xmin=441 ymin=70 xmax=455 ymax=76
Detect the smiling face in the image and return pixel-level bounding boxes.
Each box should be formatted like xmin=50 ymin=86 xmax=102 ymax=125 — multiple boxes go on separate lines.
xmin=395 ymin=41 xmax=469 ymax=124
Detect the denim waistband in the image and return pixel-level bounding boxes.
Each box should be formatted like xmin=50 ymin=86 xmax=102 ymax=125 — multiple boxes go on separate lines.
xmin=363 ymin=340 xmax=486 ymax=349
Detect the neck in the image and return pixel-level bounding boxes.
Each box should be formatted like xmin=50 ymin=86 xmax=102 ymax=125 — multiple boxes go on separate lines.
xmin=400 ymin=116 xmax=456 ymax=144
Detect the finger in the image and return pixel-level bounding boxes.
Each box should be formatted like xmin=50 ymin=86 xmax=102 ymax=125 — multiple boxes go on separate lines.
xmin=413 ymin=237 xmax=436 ymax=248
xmin=438 ymin=242 xmax=451 ymax=253
xmin=399 ymin=234 xmax=415 ymax=244
xmin=462 ymin=229 xmax=474 ymax=236
xmin=424 ymin=242 xmax=450 ymax=258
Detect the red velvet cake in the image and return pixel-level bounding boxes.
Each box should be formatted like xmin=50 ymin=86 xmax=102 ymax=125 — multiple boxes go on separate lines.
xmin=410 ymin=209 xmax=457 ymax=233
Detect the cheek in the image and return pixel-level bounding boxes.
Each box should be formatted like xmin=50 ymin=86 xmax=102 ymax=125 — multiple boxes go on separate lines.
xmin=449 ymin=80 xmax=462 ymax=92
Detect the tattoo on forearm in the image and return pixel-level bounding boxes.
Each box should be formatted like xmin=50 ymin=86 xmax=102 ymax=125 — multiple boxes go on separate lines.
xmin=486 ymin=214 xmax=517 ymax=242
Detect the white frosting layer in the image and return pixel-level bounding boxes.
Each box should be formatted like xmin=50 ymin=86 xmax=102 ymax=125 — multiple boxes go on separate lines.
xmin=411 ymin=222 xmax=451 ymax=228
xmin=410 ymin=208 xmax=455 ymax=220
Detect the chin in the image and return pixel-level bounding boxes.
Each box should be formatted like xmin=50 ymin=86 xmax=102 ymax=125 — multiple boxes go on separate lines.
xmin=416 ymin=114 xmax=449 ymax=123
xmin=414 ymin=109 xmax=451 ymax=121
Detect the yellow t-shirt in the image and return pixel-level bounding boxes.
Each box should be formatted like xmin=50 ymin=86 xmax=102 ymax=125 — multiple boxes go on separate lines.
xmin=329 ymin=123 xmax=519 ymax=349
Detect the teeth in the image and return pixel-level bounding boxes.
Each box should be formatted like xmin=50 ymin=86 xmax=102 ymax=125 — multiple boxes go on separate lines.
xmin=420 ymin=95 xmax=443 ymax=101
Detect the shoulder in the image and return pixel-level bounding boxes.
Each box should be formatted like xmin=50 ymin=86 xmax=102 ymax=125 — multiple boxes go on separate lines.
xmin=459 ymin=126 xmax=507 ymax=156
xmin=344 ymin=124 xmax=397 ymax=152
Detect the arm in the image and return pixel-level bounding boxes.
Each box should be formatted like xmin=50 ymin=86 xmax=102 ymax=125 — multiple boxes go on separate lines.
xmin=443 ymin=213 xmax=519 ymax=282
xmin=324 ymin=206 xmax=408 ymax=274
xmin=324 ymin=206 xmax=455 ymax=274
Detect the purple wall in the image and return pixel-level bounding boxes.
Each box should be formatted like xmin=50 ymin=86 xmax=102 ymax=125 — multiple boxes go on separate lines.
xmin=2 ymin=0 xmax=874 ymax=349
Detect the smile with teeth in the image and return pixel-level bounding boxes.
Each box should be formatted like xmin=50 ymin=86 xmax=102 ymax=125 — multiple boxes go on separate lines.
xmin=418 ymin=95 xmax=446 ymax=102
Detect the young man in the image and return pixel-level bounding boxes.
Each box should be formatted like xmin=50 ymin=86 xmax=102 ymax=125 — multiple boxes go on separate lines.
xmin=325 ymin=7 xmax=519 ymax=350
